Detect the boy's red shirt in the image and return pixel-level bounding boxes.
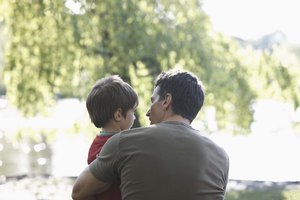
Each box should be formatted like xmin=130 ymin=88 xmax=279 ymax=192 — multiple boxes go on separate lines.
xmin=88 ymin=135 xmax=121 ymax=200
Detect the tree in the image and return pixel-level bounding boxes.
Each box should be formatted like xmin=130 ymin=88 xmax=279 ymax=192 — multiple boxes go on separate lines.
xmin=2 ymin=1 xmax=85 ymax=114
xmin=1 ymin=0 xmax=299 ymax=134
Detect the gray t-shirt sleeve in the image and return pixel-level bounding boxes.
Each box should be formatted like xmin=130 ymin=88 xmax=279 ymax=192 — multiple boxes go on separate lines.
xmin=89 ymin=133 xmax=121 ymax=183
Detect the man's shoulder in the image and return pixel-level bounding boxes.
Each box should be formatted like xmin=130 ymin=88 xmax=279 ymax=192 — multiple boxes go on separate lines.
xmin=120 ymin=124 xmax=159 ymax=135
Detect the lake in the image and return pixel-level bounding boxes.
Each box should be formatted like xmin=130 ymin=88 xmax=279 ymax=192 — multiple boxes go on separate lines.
xmin=1 ymin=97 xmax=300 ymax=182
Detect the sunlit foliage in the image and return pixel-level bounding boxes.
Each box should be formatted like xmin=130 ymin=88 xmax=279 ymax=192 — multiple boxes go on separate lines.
xmin=1 ymin=0 xmax=299 ymax=134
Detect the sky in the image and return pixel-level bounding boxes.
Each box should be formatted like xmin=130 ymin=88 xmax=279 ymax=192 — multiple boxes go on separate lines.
xmin=65 ymin=0 xmax=300 ymax=43
xmin=202 ymin=0 xmax=300 ymax=44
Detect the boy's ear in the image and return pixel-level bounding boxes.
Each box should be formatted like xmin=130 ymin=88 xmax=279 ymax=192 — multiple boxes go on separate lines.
xmin=114 ymin=108 xmax=123 ymax=121
xmin=162 ymin=93 xmax=172 ymax=110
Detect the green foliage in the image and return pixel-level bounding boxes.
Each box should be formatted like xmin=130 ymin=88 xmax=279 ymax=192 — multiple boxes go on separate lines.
xmin=225 ymin=188 xmax=300 ymax=200
xmin=3 ymin=0 xmax=83 ymax=114
xmin=244 ymin=45 xmax=300 ymax=110
xmin=129 ymin=62 xmax=153 ymax=126
xmin=1 ymin=0 xmax=299 ymax=134
xmin=199 ymin=34 xmax=257 ymax=133
xmin=0 ymin=2 xmax=8 ymax=95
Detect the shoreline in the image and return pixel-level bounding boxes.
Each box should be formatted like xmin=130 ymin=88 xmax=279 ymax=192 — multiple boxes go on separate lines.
xmin=1 ymin=174 xmax=299 ymax=200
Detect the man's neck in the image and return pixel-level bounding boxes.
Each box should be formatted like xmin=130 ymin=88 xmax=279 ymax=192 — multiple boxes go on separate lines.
xmin=163 ymin=115 xmax=190 ymax=125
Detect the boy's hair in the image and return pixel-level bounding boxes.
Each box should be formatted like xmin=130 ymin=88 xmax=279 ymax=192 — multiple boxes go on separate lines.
xmin=155 ymin=69 xmax=205 ymax=122
xmin=86 ymin=75 xmax=138 ymax=128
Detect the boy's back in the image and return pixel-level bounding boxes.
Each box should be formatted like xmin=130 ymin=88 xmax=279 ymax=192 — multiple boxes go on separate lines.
xmin=85 ymin=75 xmax=138 ymax=200
xmin=88 ymin=134 xmax=121 ymax=200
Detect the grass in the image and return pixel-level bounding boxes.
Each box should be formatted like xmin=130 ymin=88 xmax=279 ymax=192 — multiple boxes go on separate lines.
xmin=1 ymin=176 xmax=300 ymax=200
xmin=225 ymin=188 xmax=300 ymax=200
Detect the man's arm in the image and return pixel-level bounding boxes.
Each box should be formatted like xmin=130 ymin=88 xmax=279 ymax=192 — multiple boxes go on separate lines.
xmin=71 ymin=166 xmax=112 ymax=200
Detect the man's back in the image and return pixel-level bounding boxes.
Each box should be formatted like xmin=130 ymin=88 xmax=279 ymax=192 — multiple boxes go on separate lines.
xmin=90 ymin=121 xmax=229 ymax=200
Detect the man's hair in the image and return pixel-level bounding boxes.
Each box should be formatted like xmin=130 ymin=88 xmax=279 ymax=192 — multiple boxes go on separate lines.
xmin=155 ymin=69 xmax=205 ymax=122
xmin=86 ymin=75 xmax=138 ymax=128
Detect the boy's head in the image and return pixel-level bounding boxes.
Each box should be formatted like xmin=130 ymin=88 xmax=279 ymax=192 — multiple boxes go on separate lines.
xmin=86 ymin=75 xmax=138 ymax=128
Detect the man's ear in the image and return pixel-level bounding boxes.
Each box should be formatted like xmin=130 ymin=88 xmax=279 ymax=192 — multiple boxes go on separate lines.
xmin=113 ymin=108 xmax=123 ymax=121
xmin=162 ymin=93 xmax=172 ymax=110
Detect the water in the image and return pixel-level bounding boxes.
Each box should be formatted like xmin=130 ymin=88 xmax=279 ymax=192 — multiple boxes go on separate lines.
xmin=1 ymin=129 xmax=300 ymax=182
xmin=1 ymin=97 xmax=300 ymax=181
xmin=0 ymin=134 xmax=51 ymax=176
xmin=0 ymin=131 xmax=89 ymax=178
xmin=0 ymin=97 xmax=90 ymax=177
xmin=210 ymin=132 xmax=300 ymax=182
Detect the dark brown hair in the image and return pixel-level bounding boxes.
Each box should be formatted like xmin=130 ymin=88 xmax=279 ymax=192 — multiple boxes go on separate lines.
xmin=86 ymin=75 xmax=138 ymax=128
xmin=155 ymin=69 xmax=205 ymax=122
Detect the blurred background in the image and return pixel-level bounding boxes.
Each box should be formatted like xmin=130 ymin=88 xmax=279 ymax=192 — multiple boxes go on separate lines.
xmin=0 ymin=0 xmax=300 ymax=199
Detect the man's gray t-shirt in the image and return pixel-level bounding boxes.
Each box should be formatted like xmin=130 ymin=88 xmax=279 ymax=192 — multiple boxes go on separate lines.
xmin=90 ymin=121 xmax=229 ymax=200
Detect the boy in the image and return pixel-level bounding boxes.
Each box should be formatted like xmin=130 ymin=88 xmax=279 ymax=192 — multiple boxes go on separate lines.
xmin=85 ymin=75 xmax=138 ymax=200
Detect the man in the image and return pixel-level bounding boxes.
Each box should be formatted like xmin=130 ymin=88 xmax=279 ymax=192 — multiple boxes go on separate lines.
xmin=72 ymin=69 xmax=229 ymax=200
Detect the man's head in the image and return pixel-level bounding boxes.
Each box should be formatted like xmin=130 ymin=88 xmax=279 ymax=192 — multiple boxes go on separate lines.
xmin=146 ymin=69 xmax=204 ymax=124
xmin=86 ymin=75 xmax=138 ymax=128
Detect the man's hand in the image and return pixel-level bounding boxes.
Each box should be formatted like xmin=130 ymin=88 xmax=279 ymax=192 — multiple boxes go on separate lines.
xmin=72 ymin=166 xmax=112 ymax=200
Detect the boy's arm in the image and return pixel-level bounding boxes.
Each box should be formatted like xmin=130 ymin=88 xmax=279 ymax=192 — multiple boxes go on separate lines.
xmin=72 ymin=166 xmax=112 ymax=200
